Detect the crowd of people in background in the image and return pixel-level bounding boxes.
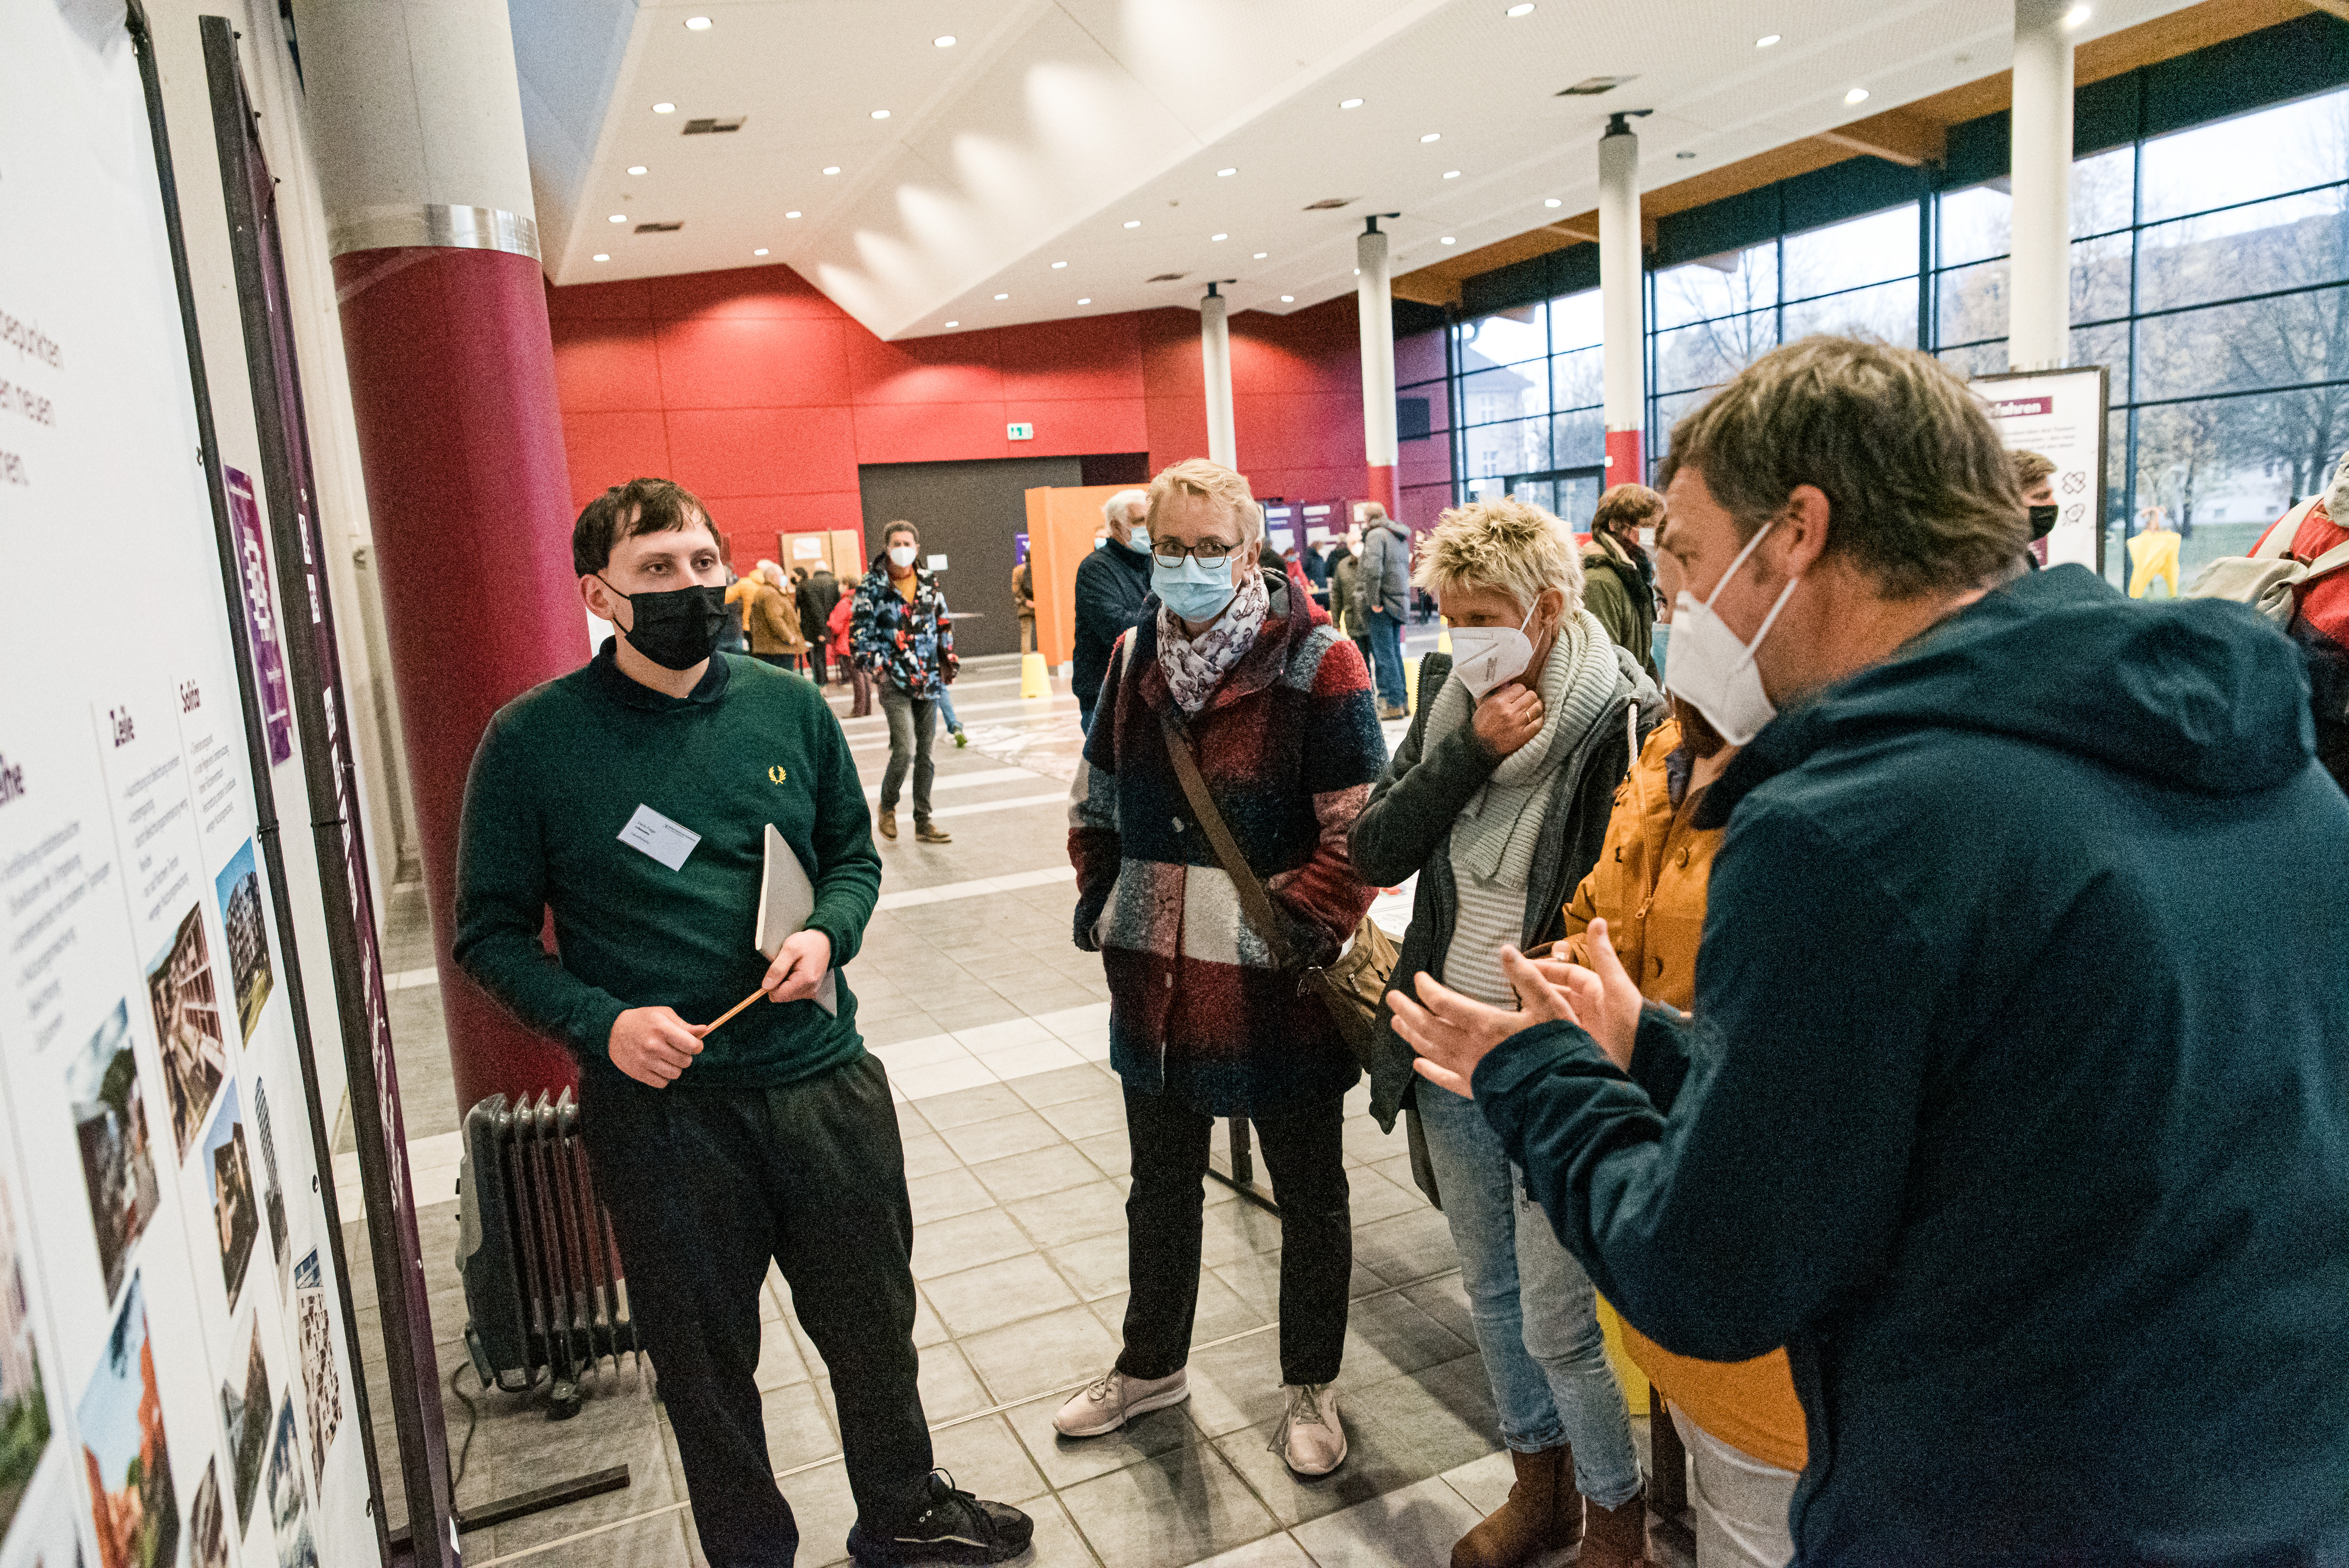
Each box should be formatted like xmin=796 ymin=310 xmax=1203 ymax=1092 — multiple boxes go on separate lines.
xmin=458 ymin=332 xmax=2349 ymax=1568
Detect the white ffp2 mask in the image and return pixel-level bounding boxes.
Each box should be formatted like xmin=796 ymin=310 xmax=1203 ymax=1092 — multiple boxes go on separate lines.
xmin=1449 ymin=602 xmax=1538 ymax=699
xmin=1663 ymin=522 xmax=1800 ymax=747
xmin=888 ymin=544 xmax=917 ymax=569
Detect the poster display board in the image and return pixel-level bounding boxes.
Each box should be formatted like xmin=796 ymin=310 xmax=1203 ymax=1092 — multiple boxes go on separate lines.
xmin=0 ymin=4 xmax=371 ymax=1565
xmin=1974 ymin=366 xmax=2111 ymax=574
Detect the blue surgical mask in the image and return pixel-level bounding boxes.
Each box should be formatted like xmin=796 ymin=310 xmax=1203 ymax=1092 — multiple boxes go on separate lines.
xmin=1126 ymin=525 xmax=1151 ymax=552
xmin=1153 ymin=554 xmax=1239 ymax=624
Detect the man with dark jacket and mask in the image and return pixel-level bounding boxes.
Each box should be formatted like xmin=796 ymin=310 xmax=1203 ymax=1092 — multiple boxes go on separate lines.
xmin=454 ymin=479 xmax=1032 ymax=1568
xmin=1073 ymin=487 xmax=1153 ymax=731
xmin=1391 ymin=339 xmax=2349 ymax=1566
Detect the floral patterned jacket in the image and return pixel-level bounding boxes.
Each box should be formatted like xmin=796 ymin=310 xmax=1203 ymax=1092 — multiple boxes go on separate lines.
xmin=849 ymin=558 xmax=956 ymax=697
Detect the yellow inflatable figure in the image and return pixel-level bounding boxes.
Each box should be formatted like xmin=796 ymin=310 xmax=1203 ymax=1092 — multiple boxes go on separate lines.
xmin=2128 ymin=508 xmax=2182 ymax=599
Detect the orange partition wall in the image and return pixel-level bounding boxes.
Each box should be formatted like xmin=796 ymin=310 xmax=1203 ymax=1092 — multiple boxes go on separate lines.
xmin=1026 ymin=485 xmax=1134 ymax=667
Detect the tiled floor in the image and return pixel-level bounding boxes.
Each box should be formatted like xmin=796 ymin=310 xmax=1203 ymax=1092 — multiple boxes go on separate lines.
xmin=339 ymin=645 xmax=1688 ymax=1568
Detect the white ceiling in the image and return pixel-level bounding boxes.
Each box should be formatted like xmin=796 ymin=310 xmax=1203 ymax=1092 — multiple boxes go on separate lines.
xmin=512 ymin=0 xmax=2200 ymax=339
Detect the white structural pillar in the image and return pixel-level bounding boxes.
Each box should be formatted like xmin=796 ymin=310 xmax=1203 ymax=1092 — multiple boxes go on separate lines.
xmin=1599 ymin=111 xmax=1649 ymax=485
xmin=1356 ymin=219 xmax=1400 ymax=515
xmin=2009 ymin=0 xmax=2076 ymax=370
xmin=1201 ymin=283 xmax=1237 ymax=468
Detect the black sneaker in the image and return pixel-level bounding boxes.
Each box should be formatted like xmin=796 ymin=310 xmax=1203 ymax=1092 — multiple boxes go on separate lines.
xmin=847 ymin=1471 xmax=1033 ymax=1565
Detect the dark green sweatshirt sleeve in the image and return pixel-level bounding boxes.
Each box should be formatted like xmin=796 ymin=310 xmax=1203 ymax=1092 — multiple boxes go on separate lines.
xmin=452 ymin=710 xmax=629 ymax=1064
xmin=800 ymin=697 xmax=880 ymax=967
xmin=1473 ymin=803 xmax=1939 ymax=1364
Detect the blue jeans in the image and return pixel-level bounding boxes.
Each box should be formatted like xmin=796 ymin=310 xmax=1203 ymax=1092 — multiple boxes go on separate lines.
xmin=1417 ymin=1085 xmax=1643 ymax=1507
xmin=1365 ymin=609 xmax=1406 ymax=709
xmin=937 ymin=686 xmax=962 ymax=733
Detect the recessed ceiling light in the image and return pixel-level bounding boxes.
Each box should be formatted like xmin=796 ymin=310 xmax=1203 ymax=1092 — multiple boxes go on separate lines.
xmin=1052 ymin=260 xmax=1068 ymax=269
xmin=1341 ymin=98 xmax=1364 ymax=109
xmin=944 ymin=320 xmax=958 ymax=327
xmin=593 ymin=253 xmax=610 ymax=261
xmin=1756 ymin=33 xmax=1781 ymax=47
xmin=754 ymin=248 xmax=769 ymax=255
xmin=786 ymin=210 xmax=802 ymax=218
xmin=608 ymin=213 xmax=627 ymax=223
xmin=871 ymin=109 xmax=891 ymax=119
xmin=1420 ymin=132 xmax=1442 ymax=143
xmin=1123 ymin=219 xmax=1141 ymax=228
xmin=2062 ymin=3 xmax=2090 ymax=24
xmin=1280 ymin=294 xmax=1295 ymax=302
xmin=1217 ymin=167 xmax=1237 ymax=177
xmin=1443 ymin=170 xmax=1461 ymax=179
xmin=994 ymin=292 xmax=1009 ymax=300
xmin=1441 ymin=235 xmax=1456 ymax=244
xmin=1506 ymin=2 xmax=1535 ymax=13
xmin=1845 ymin=87 xmax=1869 ymax=104
xmin=823 ymin=166 xmax=841 ymax=175
xmin=934 ymin=34 xmax=956 ymax=46
xmin=1077 ymin=297 xmax=1091 ymax=304
xmin=1211 ymin=233 xmax=1228 ymax=241
xmin=684 ymin=15 xmax=711 ymax=29
xmin=1253 ymin=251 xmax=1268 ymax=259
xmin=652 ymin=102 xmax=675 ymax=114
xmin=627 ymin=165 xmax=648 ymax=175
xmin=1544 ymin=198 xmax=1562 ymax=207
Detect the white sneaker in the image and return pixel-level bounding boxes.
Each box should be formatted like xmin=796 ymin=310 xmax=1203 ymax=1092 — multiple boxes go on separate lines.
xmin=1272 ymin=1383 xmax=1346 ymax=1476
xmin=1052 ymin=1368 xmax=1189 ymax=1438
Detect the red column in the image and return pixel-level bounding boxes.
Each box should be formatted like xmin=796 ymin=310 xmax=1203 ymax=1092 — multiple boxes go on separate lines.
xmin=333 ymin=246 xmax=585 ymax=1112
xmin=1605 ymin=429 xmax=1644 ymax=488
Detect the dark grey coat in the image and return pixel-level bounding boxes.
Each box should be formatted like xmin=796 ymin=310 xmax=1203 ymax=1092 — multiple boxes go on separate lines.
xmin=1347 ymin=649 xmax=1665 ymax=1136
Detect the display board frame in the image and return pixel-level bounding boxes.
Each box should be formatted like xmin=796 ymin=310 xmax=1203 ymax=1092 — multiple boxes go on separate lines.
xmin=1971 ymin=365 xmax=2112 ymax=576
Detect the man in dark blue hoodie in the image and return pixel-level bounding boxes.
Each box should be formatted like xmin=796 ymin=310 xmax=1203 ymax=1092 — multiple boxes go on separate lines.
xmin=1392 ymin=337 xmax=2349 ymax=1565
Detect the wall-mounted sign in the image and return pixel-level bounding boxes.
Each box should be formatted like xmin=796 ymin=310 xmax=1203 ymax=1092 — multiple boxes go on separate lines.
xmin=789 ymin=534 xmax=823 ymax=560
xmin=1303 ymin=504 xmax=1331 ymax=517
xmin=1973 ymin=365 xmax=2110 ymax=574
xmin=1006 ymin=422 xmax=1034 ymax=441
xmin=927 ymin=553 xmax=950 ymax=571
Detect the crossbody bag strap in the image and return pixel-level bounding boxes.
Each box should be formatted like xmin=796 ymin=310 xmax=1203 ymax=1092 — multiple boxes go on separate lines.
xmin=1159 ymin=711 xmax=1299 ymax=972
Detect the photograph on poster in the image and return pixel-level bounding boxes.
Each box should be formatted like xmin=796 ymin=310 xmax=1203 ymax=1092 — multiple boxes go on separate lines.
xmin=216 ymin=1313 xmax=267 ymax=1532
xmin=212 ymin=839 xmax=271 ymax=1045
xmin=188 ymin=1458 xmax=226 ymax=1568
xmin=146 ymin=906 xmax=226 ymax=1162
xmin=0 ymin=1454 xmax=86 ymax=1568
xmin=263 ymin=1400 xmax=314 ymax=1568
xmin=202 ymin=1087 xmax=258 ymax=1315
xmin=291 ymin=1253 xmax=337 ymax=1489
xmin=76 ymin=1276 xmax=179 ymax=1568
xmin=67 ymin=1001 xmax=160 ymax=1307
xmin=250 ymin=1080 xmax=287 ymax=1284
xmin=0 ymin=1168 xmax=51 ymax=1543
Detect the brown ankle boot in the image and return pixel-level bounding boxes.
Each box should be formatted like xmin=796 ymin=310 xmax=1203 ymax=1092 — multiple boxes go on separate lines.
xmin=1578 ymin=1488 xmax=1654 ymax=1568
xmin=1451 ymin=1447 xmax=1572 ymax=1568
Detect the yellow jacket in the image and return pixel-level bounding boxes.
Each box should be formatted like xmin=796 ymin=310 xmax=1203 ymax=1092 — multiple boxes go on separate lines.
xmin=1562 ymin=716 xmax=1809 ymax=1475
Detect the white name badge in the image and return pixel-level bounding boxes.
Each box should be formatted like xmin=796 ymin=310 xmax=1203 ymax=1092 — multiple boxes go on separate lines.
xmin=617 ymin=803 xmax=702 ymax=871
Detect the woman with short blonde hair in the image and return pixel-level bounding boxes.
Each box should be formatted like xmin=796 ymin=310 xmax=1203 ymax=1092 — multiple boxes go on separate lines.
xmin=1351 ymin=495 xmax=1666 ymax=1568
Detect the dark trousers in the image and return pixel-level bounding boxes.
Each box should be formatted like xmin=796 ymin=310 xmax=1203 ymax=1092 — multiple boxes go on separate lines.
xmin=1116 ymin=1085 xmax=1351 ymax=1387
xmin=582 ymin=1055 xmax=931 ymax=1568
xmin=807 ymin=642 xmax=829 ymax=684
xmin=877 ymin=683 xmax=936 ymax=818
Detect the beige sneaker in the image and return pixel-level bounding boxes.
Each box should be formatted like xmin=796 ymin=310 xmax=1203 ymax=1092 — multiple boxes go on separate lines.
xmin=1272 ymin=1383 xmax=1346 ymax=1476
xmin=1052 ymin=1368 xmax=1189 ymax=1438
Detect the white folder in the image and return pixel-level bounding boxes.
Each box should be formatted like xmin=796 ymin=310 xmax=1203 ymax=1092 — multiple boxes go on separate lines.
xmin=755 ymin=824 xmax=839 ymax=1016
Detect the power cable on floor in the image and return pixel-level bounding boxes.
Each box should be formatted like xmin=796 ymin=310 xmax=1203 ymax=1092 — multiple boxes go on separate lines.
xmin=449 ymin=1360 xmax=482 ymax=1491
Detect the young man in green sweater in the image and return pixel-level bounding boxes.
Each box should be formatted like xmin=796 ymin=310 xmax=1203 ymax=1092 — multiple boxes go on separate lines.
xmin=453 ymin=479 xmax=1031 ymax=1568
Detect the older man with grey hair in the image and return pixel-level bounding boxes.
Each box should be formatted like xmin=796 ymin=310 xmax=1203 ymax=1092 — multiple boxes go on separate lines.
xmin=1073 ymin=486 xmax=1154 ymax=731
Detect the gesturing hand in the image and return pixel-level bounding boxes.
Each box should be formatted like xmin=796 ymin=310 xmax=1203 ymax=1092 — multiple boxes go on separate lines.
xmin=1471 ymin=684 xmax=1546 ymax=757
xmin=610 ymin=1006 xmax=704 ymax=1087
xmin=1388 ymin=945 xmax=1583 ymax=1099
xmin=1567 ymin=918 xmax=1645 ymax=1071
xmin=762 ymin=929 xmax=833 ymax=1005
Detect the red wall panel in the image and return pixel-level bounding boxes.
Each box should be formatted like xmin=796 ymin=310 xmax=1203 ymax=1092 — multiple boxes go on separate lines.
xmin=551 ymin=323 xmax=665 ymax=413
xmin=561 ymin=410 xmax=672 ymax=504
xmin=656 ymin=317 xmax=852 ymax=408
xmin=666 ymin=405 xmax=858 ymax=497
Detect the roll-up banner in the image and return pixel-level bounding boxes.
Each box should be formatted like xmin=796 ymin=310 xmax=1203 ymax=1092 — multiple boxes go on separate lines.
xmin=0 ymin=4 xmax=391 ymax=1565
xmin=1974 ymin=365 xmax=2112 ymax=575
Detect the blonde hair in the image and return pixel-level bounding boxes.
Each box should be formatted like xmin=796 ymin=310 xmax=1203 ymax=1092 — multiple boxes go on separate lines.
xmin=1413 ymin=497 xmax=1583 ymax=617
xmin=1145 ymin=458 xmax=1259 ymax=543
xmin=755 ymin=558 xmax=784 ymax=588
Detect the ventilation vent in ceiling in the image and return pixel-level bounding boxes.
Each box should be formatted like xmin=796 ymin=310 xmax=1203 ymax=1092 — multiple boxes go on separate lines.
xmin=1557 ymin=76 xmax=1636 ymax=96
xmin=683 ymin=116 xmax=746 ymax=134
xmin=634 ymin=221 xmax=684 ymax=233
xmin=1301 ymin=196 xmax=1356 ymax=211
xmin=1145 ymin=272 xmax=1189 ymax=283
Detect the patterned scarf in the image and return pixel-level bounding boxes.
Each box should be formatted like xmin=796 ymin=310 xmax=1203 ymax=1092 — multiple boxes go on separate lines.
xmin=1158 ymin=568 xmax=1271 ymax=713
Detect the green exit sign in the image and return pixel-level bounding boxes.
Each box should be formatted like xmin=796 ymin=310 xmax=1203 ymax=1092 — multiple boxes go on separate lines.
xmin=1007 ymin=422 xmax=1034 ymax=440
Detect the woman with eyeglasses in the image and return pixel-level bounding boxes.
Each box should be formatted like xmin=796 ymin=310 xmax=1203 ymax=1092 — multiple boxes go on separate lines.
xmin=1059 ymin=458 xmax=1387 ymax=1476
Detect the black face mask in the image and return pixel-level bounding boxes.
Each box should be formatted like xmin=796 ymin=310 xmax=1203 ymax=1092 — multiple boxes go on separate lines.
xmin=599 ymin=578 xmax=730 ymax=671
xmin=2028 ymin=504 xmax=2059 ymax=541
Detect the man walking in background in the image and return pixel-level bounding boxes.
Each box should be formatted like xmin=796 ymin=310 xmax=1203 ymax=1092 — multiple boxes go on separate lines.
xmin=1581 ymin=485 xmax=1663 ymax=679
xmin=1357 ymin=502 xmax=1412 ymax=719
xmin=798 ymin=556 xmax=842 ymax=684
xmin=851 ymin=520 xmax=957 ymax=843
xmin=1073 ymin=488 xmax=1153 ymax=731
xmin=455 ymin=478 xmax=1031 ymax=1568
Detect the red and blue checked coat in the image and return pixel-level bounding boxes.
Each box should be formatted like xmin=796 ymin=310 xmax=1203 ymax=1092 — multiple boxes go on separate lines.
xmin=1068 ymin=572 xmax=1387 ymax=1115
